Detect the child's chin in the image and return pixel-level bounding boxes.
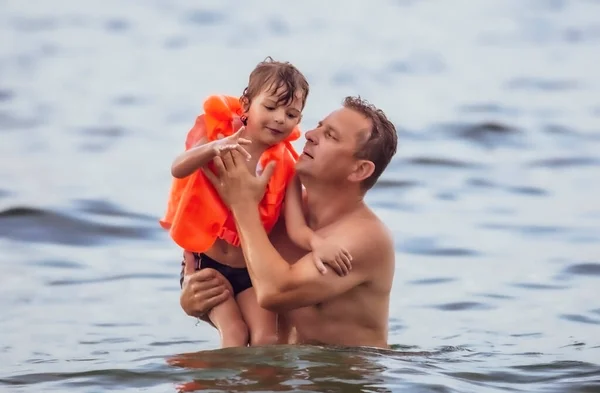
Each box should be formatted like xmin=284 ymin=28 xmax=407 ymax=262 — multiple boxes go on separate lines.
xmin=262 ymin=132 xmax=286 ymax=145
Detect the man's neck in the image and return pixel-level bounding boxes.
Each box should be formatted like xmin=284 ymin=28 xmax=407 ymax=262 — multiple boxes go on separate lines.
xmin=303 ymin=180 xmax=364 ymax=230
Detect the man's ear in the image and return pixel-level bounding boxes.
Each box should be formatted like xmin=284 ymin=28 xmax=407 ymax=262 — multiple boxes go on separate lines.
xmin=348 ymin=159 xmax=375 ymax=184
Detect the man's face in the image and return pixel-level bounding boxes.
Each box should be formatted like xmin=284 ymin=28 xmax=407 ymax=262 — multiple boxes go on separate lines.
xmin=296 ymin=106 xmax=372 ymax=184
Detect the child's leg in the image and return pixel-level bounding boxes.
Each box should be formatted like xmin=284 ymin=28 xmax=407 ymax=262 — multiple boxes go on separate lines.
xmin=236 ymin=288 xmax=278 ymax=346
xmin=207 ymin=296 xmax=249 ymax=348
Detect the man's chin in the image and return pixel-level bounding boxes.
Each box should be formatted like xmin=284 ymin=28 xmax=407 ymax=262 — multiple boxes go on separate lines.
xmin=293 ymin=164 xmax=313 ymax=179
xmin=294 ymin=161 xmax=306 ymax=172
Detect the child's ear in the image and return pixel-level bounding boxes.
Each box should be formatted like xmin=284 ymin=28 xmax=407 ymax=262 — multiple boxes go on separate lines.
xmin=240 ymin=96 xmax=250 ymax=113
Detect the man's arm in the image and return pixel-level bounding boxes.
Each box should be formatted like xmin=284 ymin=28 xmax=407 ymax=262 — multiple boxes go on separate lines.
xmin=232 ymin=205 xmax=379 ymax=312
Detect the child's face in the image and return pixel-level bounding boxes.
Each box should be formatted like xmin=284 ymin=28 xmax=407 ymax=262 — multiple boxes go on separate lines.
xmin=244 ymin=87 xmax=303 ymax=146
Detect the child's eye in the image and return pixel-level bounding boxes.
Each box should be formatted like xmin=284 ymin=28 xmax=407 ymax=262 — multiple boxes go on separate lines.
xmin=264 ymin=105 xmax=275 ymax=111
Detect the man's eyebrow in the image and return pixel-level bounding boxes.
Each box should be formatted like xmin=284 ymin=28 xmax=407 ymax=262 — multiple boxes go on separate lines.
xmin=327 ymin=123 xmax=340 ymax=136
xmin=318 ymin=120 xmax=340 ymax=137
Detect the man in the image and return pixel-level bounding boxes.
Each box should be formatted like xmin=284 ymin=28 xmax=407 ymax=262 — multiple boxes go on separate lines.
xmin=179 ymin=96 xmax=398 ymax=348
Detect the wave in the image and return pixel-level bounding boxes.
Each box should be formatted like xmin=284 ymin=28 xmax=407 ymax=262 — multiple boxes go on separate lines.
xmin=0 ymin=203 xmax=160 ymax=246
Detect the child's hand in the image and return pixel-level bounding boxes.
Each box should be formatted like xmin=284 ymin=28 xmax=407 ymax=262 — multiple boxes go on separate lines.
xmin=213 ymin=126 xmax=252 ymax=160
xmin=310 ymin=236 xmax=353 ymax=276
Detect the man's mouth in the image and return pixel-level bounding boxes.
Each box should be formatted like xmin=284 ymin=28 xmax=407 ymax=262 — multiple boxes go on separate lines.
xmin=302 ymin=151 xmax=314 ymax=159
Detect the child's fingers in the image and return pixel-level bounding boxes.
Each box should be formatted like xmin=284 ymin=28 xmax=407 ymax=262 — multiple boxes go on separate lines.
xmin=336 ymin=255 xmax=349 ymax=276
xmin=214 ymin=144 xmax=232 ymax=155
xmin=313 ymin=254 xmax=327 ymax=274
xmin=343 ymin=248 xmax=353 ymax=262
xmin=232 ymin=126 xmax=245 ymax=137
xmin=216 ymin=143 xmax=250 ymax=160
xmin=327 ymin=258 xmax=345 ymax=276
xmin=331 ymin=261 xmax=344 ymax=276
xmin=340 ymin=253 xmax=352 ymax=271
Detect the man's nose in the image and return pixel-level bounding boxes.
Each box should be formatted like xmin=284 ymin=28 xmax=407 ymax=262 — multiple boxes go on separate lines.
xmin=305 ymin=129 xmax=317 ymax=144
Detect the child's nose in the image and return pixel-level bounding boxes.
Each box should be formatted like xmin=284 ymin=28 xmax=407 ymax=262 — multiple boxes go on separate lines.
xmin=274 ymin=110 xmax=285 ymax=124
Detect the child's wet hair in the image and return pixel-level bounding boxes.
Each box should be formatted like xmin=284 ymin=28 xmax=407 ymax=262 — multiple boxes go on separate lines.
xmin=241 ymin=57 xmax=310 ymax=110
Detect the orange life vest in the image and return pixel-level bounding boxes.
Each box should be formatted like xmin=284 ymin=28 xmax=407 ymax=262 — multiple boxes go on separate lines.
xmin=159 ymin=95 xmax=300 ymax=252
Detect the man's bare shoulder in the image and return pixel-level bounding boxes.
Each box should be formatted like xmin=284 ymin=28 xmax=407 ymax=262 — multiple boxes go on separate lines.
xmin=363 ymin=206 xmax=394 ymax=244
xmin=328 ymin=206 xmax=395 ymax=268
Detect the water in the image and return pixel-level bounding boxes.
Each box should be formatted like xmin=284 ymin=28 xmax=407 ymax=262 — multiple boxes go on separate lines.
xmin=1 ymin=0 xmax=599 ymax=391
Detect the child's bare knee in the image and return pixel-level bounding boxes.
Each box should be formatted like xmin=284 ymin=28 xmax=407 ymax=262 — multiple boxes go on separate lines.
xmin=221 ymin=320 xmax=249 ymax=347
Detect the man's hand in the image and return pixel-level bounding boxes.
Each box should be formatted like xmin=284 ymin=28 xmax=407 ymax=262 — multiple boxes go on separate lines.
xmin=180 ymin=251 xmax=231 ymax=318
xmin=202 ymin=149 xmax=276 ymax=208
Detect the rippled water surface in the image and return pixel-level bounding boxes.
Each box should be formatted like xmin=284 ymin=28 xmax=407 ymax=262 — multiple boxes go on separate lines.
xmin=1 ymin=0 xmax=600 ymax=392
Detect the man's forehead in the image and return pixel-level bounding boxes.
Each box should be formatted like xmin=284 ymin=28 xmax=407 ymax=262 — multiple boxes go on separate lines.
xmin=323 ymin=107 xmax=370 ymax=132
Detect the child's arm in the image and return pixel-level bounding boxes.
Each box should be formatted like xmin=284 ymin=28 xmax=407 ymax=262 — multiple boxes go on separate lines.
xmin=171 ymin=137 xmax=218 ymax=179
xmin=284 ymin=175 xmax=314 ymax=251
xmin=171 ymin=128 xmax=251 ymax=179
xmin=284 ymin=175 xmax=353 ymax=275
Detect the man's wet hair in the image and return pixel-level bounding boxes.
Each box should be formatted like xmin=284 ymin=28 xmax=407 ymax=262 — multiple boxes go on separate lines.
xmin=344 ymin=96 xmax=398 ymax=191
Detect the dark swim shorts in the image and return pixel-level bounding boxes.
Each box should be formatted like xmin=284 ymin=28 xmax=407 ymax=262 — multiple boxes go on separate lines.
xmin=179 ymin=253 xmax=253 ymax=296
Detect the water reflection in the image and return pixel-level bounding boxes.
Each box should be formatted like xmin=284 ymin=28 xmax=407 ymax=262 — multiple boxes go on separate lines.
xmin=167 ymin=346 xmax=392 ymax=392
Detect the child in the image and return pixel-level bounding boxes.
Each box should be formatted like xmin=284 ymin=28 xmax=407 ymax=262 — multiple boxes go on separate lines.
xmin=160 ymin=57 xmax=352 ymax=348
